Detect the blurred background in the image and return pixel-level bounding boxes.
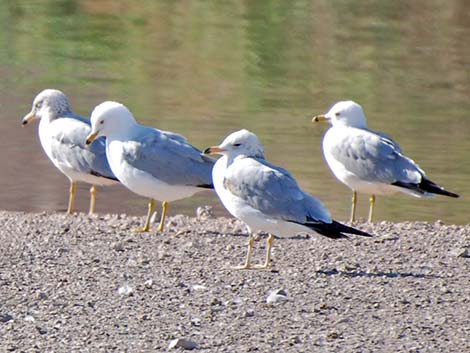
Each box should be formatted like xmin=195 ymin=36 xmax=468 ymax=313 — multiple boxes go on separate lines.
xmin=0 ymin=0 xmax=469 ymax=223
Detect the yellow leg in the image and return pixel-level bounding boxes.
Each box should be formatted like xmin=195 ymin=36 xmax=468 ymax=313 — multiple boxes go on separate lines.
xmin=349 ymin=190 xmax=357 ymax=223
xmin=233 ymin=236 xmax=255 ymax=270
xmin=88 ymin=185 xmax=97 ymax=215
xmin=133 ymin=199 xmax=155 ymax=233
xmin=67 ymin=181 xmax=76 ymax=215
xmin=255 ymin=233 xmax=274 ymax=269
xmin=368 ymin=195 xmax=376 ymax=223
xmin=156 ymin=201 xmax=168 ymax=232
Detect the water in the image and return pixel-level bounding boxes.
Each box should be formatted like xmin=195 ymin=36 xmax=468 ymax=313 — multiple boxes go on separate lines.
xmin=1 ymin=0 xmax=469 ymax=224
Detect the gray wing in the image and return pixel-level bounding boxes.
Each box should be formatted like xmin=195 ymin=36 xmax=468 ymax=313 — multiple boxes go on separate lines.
xmin=329 ymin=128 xmax=423 ymax=184
xmin=160 ymin=129 xmax=188 ymax=144
xmin=49 ymin=113 xmax=117 ymax=180
xmin=368 ymin=128 xmax=402 ymax=153
xmin=225 ymin=157 xmax=331 ymax=223
xmin=122 ymin=126 xmax=214 ymax=187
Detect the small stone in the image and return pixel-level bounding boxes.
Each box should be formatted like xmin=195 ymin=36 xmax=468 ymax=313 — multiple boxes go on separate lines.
xmin=149 ymin=211 xmax=158 ymax=224
xmin=6 ymin=344 xmax=16 ymax=352
xmin=184 ymin=241 xmax=194 ymax=248
xmin=111 ymin=242 xmax=125 ymax=252
xmin=244 ymin=309 xmax=255 ymax=318
xmin=170 ymin=215 xmax=186 ymax=226
xmin=210 ymin=297 xmax=223 ymax=306
xmin=24 ymin=315 xmax=35 ymax=322
xmin=144 ymin=279 xmax=154 ymax=289
xmin=168 ymin=338 xmax=198 ymax=350
xmin=327 ymin=331 xmax=342 ymax=340
xmin=231 ymin=297 xmax=243 ymax=305
xmin=190 ymin=317 xmax=201 ymax=326
xmin=191 ymin=284 xmax=207 ymax=291
xmin=196 ymin=206 xmax=215 ymax=220
xmin=0 ymin=313 xmax=13 ymax=323
xmin=56 ymin=247 xmax=69 ymax=255
xmin=36 ymin=326 xmax=48 ymax=335
xmin=450 ymin=247 xmax=470 ymax=258
xmin=118 ymin=284 xmax=134 ymax=296
xmin=290 ymin=335 xmax=301 ymax=344
xmin=266 ymin=289 xmax=288 ymax=304
xmin=440 ymin=286 xmax=452 ymax=294
xmin=337 ymin=262 xmax=358 ymax=272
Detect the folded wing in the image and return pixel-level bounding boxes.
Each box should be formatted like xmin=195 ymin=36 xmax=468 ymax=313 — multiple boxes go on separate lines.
xmin=224 ymin=157 xmax=332 ymax=224
xmin=122 ymin=127 xmax=214 ymax=187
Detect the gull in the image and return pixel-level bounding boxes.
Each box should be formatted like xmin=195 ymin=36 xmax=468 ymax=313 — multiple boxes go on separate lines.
xmin=313 ymin=100 xmax=459 ymax=223
xmin=22 ymin=89 xmax=118 ymax=215
xmin=204 ymin=129 xmax=371 ymax=270
xmin=85 ymin=101 xmax=214 ymax=233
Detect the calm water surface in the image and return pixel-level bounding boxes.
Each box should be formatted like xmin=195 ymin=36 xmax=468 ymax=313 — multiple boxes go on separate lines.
xmin=0 ymin=1 xmax=469 ymax=223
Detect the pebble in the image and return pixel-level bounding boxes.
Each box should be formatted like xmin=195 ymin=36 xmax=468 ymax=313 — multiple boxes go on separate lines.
xmin=190 ymin=317 xmax=201 ymax=326
xmin=450 ymin=247 xmax=470 ymax=258
xmin=150 ymin=211 xmax=158 ymax=224
xmin=36 ymin=326 xmax=48 ymax=335
xmin=196 ymin=206 xmax=215 ymax=220
xmin=111 ymin=241 xmax=125 ymax=252
xmin=0 ymin=313 xmax=13 ymax=323
xmin=168 ymin=338 xmax=198 ymax=350
xmin=191 ymin=284 xmax=207 ymax=291
xmin=266 ymin=289 xmax=288 ymax=304
xmin=117 ymin=284 xmax=134 ymax=296
xmin=244 ymin=309 xmax=255 ymax=318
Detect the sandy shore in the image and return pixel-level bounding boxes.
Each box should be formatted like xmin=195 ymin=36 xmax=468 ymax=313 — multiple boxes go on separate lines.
xmin=0 ymin=210 xmax=469 ymax=352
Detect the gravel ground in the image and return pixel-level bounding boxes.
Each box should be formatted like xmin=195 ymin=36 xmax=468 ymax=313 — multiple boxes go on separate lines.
xmin=0 ymin=210 xmax=469 ymax=353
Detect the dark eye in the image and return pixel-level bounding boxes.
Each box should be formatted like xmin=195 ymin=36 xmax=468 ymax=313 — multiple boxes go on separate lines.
xmin=100 ymin=120 xmax=104 ymax=125
xmin=233 ymin=143 xmax=241 ymax=147
xmin=335 ymin=112 xmax=340 ymax=116
xmin=35 ymin=102 xmax=42 ymax=109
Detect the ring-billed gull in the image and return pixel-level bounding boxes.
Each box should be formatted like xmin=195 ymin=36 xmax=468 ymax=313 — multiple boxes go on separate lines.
xmin=313 ymin=100 xmax=459 ymax=223
xmin=204 ymin=129 xmax=371 ymax=270
xmin=22 ymin=89 xmax=118 ymax=215
xmin=85 ymin=101 xmax=214 ymax=233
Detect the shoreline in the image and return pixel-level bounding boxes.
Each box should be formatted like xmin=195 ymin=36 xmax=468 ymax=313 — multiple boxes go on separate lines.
xmin=1 ymin=211 xmax=469 ymax=352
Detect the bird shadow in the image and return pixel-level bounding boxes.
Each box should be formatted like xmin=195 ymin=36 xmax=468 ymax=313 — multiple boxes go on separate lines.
xmin=316 ymin=268 xmax=441 ymax=279
xmin=215 ymin=232 xmax=249 ymax=238
xmin=217 ymin=232 xmax=310 ymax=240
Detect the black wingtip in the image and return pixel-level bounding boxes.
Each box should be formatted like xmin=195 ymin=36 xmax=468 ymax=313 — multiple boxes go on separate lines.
xmin=392 ymin=179 xmax=459 ymax=198
xmin=302 ymin=219 xmax=373 ymax=239
xmin=330 ymin=220 xmax=373 ymax=237
xmin=90 ymin=170 xmax=119 ymax=182
xmin=435 ymin=189 xmax=459 ymax=198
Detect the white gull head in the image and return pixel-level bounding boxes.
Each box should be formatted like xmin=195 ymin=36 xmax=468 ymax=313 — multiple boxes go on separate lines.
xmin=209 ymin=129 xmax=265 ymax=159
xmin=22 ymin=89 xmax=71 ymax=125
xmin=89 ymin=101 xmax=137 ymax=139
xmin=323 ymin=100 xmax=367 ymax=128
